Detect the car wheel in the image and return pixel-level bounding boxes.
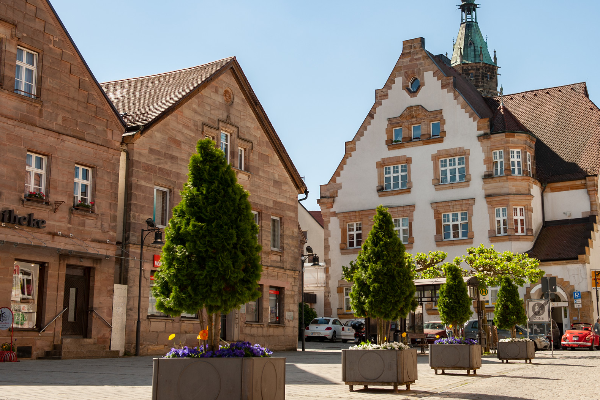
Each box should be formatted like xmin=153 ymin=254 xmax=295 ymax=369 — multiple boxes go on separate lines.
xmin=330 ymin=332 xmax=337 ymax=342
xmin=342 ymin=339 xmax=348 ymax=343
xmin=590 ymin=342 xmax=595 ymax=351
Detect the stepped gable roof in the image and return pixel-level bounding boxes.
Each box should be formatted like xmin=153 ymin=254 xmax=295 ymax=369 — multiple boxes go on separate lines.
xmin=527 ymin=217 xmax=596 ymax=262
xmin=429 ymin=54 xmax=493 ymax=119
xmin=101 ymin=57 xmax=234 ymax=127
xmin=486 ymin=83 xmax=600 ymax=183
xmin=489 ymin=104 xmax=531 ymax=134
xmin=309 ymin=211 xmax=324 ymax=228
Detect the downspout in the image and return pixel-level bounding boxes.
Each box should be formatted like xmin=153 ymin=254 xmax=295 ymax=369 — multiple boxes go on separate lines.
xmin=541 ymin=183 xmax=547 ymax=228
xmin=298 ymin=189 xmax=309 ymax=203
xmin=118 ymin=145 xmax=130 ymax=284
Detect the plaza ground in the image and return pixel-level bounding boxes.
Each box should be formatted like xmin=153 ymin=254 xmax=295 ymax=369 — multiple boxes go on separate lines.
xmin=0 ymin=342 xmax=598 ymax=399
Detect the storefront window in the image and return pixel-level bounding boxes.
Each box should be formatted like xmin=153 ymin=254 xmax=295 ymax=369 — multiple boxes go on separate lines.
xmin=269 ymin=287 xmax=282 ymax=324
xmin=148 ymin=270 xmax=167 ymax=317
xmin=11 ymin=261 xmax=42 ymax=329
xmin=246 ymin=286 xmax=262 ymax=323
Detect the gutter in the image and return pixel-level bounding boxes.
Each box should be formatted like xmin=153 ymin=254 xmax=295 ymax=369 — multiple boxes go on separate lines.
xmin=118 ymin=145 xmax=130 ymax=284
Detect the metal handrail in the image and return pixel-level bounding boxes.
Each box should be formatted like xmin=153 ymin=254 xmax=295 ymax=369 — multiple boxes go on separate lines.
xmin=89 ymin=309 xmax=112 ymax=329
xmin=39 ymin=307 xmax=68 ymax=335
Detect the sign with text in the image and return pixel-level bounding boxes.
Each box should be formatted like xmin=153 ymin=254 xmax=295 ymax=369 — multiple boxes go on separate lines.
xmin=573 ymin=291 xmax=581 ymax=300
xmin=592 ymin=271 xmax=600 ymax=288
xmin=0 ymin=307 xmax=13 ymax=330
xmin=527 ymin=300 xmax=550 ymax=322
xmin=574 ymin=303 xmax=582 ymax=309
xmin=153 ymin=255 xmax=162 ymax=269
xmin=1 ymin=209 xmax=46 ymax=229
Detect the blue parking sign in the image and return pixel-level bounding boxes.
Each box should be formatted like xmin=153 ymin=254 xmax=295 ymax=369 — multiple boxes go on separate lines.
xmin=573 ymin=291 xmax=581 ymax=300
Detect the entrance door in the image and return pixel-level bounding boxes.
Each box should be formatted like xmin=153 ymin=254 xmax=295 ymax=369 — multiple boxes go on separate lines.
xmin=62 ymin=267 xmax=90 ymax=337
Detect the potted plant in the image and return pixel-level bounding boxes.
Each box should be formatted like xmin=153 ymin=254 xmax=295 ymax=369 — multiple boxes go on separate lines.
xmin=495 ymin=277 xmax=534 ymax=363
xmin=341 ymin=205 xmax=418 ymax=392
xmin=429 ymin=262 xmax=481 ymax=375
xmin=25 ymin=191 xmax=46 ymax=203
xmin=151 ymin=139 xmax=280 ymax=399
xmin=74 ymin=200 xmax=94 ymax=212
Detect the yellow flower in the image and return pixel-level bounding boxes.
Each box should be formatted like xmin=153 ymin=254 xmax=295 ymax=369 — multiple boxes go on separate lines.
xmin=199 ymin=330 xmax=209 ymax=341
xmin=519 ymin=332 xmax=523 ymax=335
xmin=401 ymin=332 xmax=407 ymax=338
xmin=448 ymin=324 xmax=453 ymax=329
xmin=436 ymin=335 xmax=440 ymax=338
xmin=168 ymin=334 xmax=176 ymax=341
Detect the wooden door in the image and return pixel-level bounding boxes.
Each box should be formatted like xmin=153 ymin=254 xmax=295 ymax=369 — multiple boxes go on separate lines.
xmin=62 ymin=268 xmax=89 ymax=337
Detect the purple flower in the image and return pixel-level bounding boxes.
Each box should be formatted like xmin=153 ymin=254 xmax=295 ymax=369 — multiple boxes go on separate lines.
xmin=433 ymin=337 xmax=478 ymax=345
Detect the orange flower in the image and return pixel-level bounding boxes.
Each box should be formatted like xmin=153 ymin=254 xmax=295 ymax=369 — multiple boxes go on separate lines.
xmin=199 ymin=330 xmax=208 ymax=341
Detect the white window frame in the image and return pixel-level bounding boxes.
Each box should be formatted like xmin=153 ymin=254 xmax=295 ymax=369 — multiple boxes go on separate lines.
xmin=510 ymin=149 xmax=522 ymax=176
xmin=220 ymin=132 xmax=230 ymax=163
xmin=73 ymin=165 xmax=92 ymax=206
xmin=513 ymin=207 xmax=526 ymax=235
xmin=394 ymin=217 xmax=409 ymax=244
xmin=384 ymin=164 xmax=408 ymax=191
xmin=440 ymin=156 xmax=466 ymax=184
xmin=252 ymin=211 xmax=259 ymax=240
xmin=238 ymin=147 xmax=245 ymax=171
xmin=25 ymin=152 xmax=46 ymax=196
xmin=412 ymin=124 xmax=421 ymax=140
xmin=15 ymin=47 xmax=37 ymax=98
xmin=393 ymin=127 xmax=403 ymax=142
xmin=495 ymin=207 xmax=508 ymax=236
xmin=526 ymin=152 xmax=532 ymax=177
xmin=153 ymin=186 xmax=170 ymax=228
xmin=431 ymin=121 xmax=441 ymax=138
xmin=270 ymin=216 xmax=281 ymax=251
xmin=344 ymin=287 xmax=353 ymax=313
xmin=347 ymin=222 xmax=362 ymax=249
xmin=442 ymin=212 xmax=468 ymax=240
xmin=493 ymin=150 xmax=504 ymax=176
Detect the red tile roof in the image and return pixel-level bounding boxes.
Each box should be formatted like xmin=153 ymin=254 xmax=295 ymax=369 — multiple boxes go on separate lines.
xmin=309 ymin=211 xmax=324 ymax=227
xmin=489 ymin=105 xmax=531 ymax=134
xmin=527 ymin=217 xmax=595 ymax=262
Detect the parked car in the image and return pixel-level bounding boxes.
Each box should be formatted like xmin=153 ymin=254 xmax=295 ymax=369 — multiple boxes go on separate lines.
xmin=304 ymin=317 xmax=343 ymax=342
xmin=341 ymin=319 xmax=364 ymax=343
xmin=423 ymin=321 xmax=447 ymax=344
xmin=561 ymin=323 xmax=599 ymax=350
xmin=464 ymin=320 xmax=549 ymax=350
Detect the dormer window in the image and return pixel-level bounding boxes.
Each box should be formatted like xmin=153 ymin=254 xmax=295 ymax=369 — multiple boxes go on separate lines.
xmin=412 ymin=125 xmax=421 ymax=140
xmin=409 ymin=78 xmax=420 ymax=93
xmin=393 ymin=128 xmax=403 ymax=142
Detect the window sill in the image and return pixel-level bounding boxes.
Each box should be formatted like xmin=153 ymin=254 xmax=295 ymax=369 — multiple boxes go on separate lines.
xmin=147 ymin=315 xmax=175 ymax=320
xmin=340 ymin=248 xmax=361 ymax=255
xmin=387 ymin=136 xmax=444 ymax=150
xmin=378 ymin=188 xmax=411 ymax=197
xmin=433 ymin=180 xmax=471 ymax=191
xmin=71 ymin=207 xmax=98 ymax=219
xmin=489 ymin=235 xmax=534 ymax=243
xmin=435 ymin=238 xmax=474 ymax=247
xmin=267 ymin=323 xmax=286 ymax=327
xmin=0 ymin=88 xmax=43 ymax=107
xmin=245 ymin=322 xmax=265 ymax=325
xmin=21 ymin=198 xmax=51 ymax=209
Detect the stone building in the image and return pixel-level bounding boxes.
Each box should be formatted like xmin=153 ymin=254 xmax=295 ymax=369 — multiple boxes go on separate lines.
xmin=101 ymin=58 xmax=307 ymax=354
xmin=298 ymin=203 xmax=325 ymax=316
xmin=0 ymin=0 xmax=125 ymax=359
xmin=319 ymin=0 xmax=600 ymax=334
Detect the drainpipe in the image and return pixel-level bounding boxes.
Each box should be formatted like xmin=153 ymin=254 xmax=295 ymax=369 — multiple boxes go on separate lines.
xmin=540 ymin=183 xmax=547 ymax=228
xmin=298 ymin=189 xmax=309 ymax=352
xmin=118 ymin=145 xmax=130 ymax=285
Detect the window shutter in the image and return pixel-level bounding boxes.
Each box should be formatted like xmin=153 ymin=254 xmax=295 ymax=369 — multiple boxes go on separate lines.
xmin=435 ymin=218 xmax=442 ymax=235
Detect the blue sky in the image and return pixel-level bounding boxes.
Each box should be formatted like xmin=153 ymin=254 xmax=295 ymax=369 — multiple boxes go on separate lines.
xmin=52 ymin=0 xmax=600 ymax=211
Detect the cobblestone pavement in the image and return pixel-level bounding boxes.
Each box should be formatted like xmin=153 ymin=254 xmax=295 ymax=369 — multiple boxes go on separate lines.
xmin=0 ymin=342 xmax=598 ymax=399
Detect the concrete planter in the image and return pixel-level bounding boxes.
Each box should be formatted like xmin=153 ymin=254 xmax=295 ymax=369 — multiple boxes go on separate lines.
xmin=342 ymin=348 xmax=418 ymax=392
xmin=429 ymin=344 xmax=481 ymax=375
xmin=152 ymin=357 xmax=285 ymax=400
xmin=497 ymin=341 xmax=535 ymax=363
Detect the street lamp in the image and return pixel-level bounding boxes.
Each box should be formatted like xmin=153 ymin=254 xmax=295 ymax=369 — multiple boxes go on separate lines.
xmin=300 ymin=245 xmax=319 ymax=352
xmin=136 ymin=218 xmax=165 ymax=356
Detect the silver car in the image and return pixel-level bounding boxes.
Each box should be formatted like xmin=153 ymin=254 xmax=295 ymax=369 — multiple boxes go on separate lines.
xmin=464 ymin=320 xmax=550 ymax=350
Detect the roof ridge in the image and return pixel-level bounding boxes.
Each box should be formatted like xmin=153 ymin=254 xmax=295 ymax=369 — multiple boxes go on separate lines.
xmin=497 ymin=82 xmax=587 ymax=98
xmin=100 ymin=57 xmax=235 ymax=85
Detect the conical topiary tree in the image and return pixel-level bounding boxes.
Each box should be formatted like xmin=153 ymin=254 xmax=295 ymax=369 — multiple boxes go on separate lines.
xmin=152 ymin=138 xmax=262 ymax=351
xmin=494 ymin=277 xmax=527 ymax=338
xmin=342 ymin=205 xmax=417 ymax=344
xmin=437 ymin=262 xmax=473 ymax=337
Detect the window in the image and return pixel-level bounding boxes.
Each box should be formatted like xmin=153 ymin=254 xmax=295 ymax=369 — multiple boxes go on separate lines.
xmin=510 ymin=149 xmax=522 ymax=176
xmin=440 ymin=156 xmax=466 ymax=184
xmin=347 ymin=222 xmax=362 ymax=248
xmin=268 ymin=287 xmax=281 ymax=324
xmin=238 ymin=148 xmax=245 ymax=171
xmin=252 ymin=211 xmax=259 ymax=239
xmin=73 ymin=165 xmax=92 ymax=207
xmin=442 ymin=212 xmax=468 ymax=240
xmin=393 ymin=128 xmax=403 ymax=142
xmin=412 ymin=125 xmax=421 ymax=140
xmin=148 ymin=270 xmax=167 ymax=317
xmin=526 ymin=152 xmax=532 ymax=177
xmin=220 ymin=132 xmax=230 ymax=162
xmin=344 ymin=287 xmax=353 ymax=313
xmin=485 ymin=288 xmax=499 ymax=306
xmin=431 ymin=122 xmax=441 ymax=138
xmin=246 ymin=287 xmax=262 ymax=323
xmin=384 ymin=165 xmax=408 ymax=191
xmin=409 ymin=78 xmax=420 ymax=92
xmin=495 ymin=207 xmax=508 ymax=236
xmin=25 ymin=152 xmax=46 ymax=196
xmin=270 ymin=217 xmax=280 ymax=250
xmin=15 ymin=47 xmax=37 ymax=98
xmin=394 ymin=217 xmax=409 ymax=244
xmin=514 ymin=207 xmax=526 ymax=235
xmin=153 ymin=187 xmax=169 ymax=228
xmin=12 ymin=261 xmax=43 ymax=329
xmin=493 ymin=150 xmax=504 ymax=176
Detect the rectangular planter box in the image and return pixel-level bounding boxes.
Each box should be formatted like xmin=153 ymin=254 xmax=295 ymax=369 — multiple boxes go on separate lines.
xmin=497 ymin=341 xmax=535 ymax=363
xmin=342 ymin=348 xmax=418 ymax=392
xmin=152 ymin=357 xmax=285 ymax=400
xmin=429 ymin=344 xmax=481 ymax=375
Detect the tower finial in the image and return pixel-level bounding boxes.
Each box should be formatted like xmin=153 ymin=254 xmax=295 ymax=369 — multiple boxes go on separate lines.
xmin=494 ymin=50 xmax=497 ymax=65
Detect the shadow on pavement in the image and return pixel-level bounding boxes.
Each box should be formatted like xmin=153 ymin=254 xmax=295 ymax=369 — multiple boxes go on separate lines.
xmin=430 ymin=392 xmax=530 ymax=400
xmin=285 ymin=364 xmax=340 ymax=385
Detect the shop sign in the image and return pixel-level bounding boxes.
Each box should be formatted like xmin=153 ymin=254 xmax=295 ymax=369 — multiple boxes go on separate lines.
xmin=1 ymin=209 xmax=46 ymax=229
xmin=0 ymin=308 xmax=13 ymax=330
xmin=269 ymin=290 xmax=280 ymax=295
xmin=153 ymin=255 xmax=162 ymax=269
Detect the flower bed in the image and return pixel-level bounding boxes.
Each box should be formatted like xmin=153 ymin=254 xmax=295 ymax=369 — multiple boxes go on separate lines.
xmin=499 ymin=338 xmax=531 ymax=342
xmin=165 ymin=341 xmax=272 ymax=358
xmin=349 ymin=341 xmax=410 ymax=351
xmin=433 ymin=337 xmax=478 ymax=345
xmin=429 ymin=340 xmax=481 ymax=375
xmin=497 ymin=339 xmax=535 ymax=363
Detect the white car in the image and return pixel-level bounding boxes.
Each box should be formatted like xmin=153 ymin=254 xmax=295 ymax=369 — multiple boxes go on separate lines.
xmin=304 ymin=317 xmax=343 ymax=342
xmin=341 ymin=319 xmax=364 ymax=343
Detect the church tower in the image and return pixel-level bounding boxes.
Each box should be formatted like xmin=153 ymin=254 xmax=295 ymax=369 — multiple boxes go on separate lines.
xmin=451 ymin=0 xmax=499 ymax=96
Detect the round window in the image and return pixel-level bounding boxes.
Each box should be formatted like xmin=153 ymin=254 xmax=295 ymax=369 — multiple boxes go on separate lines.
xmin=409 ymin=78 xmax=420 ymax=93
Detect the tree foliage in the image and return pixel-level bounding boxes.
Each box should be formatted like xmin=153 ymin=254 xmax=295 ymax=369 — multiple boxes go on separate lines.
xmin=298 ymin=303 xmax=317 ymax=330
xmin=342 ymin=205 xmax=417 ymax=344
xmin=152 ymin=139 xmax=262 ymax=350
xmin=437 ymin=262 xmax=473 ymax=336
xmin=493 ymin=277 xmax=527 ymax=338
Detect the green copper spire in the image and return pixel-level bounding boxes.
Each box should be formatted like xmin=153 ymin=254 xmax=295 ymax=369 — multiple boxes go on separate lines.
xmin=451 ymin=1 xmax=495 ymax=66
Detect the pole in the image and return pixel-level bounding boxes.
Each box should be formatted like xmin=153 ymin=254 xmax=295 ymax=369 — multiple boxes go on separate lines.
xmin=548 ymin=288 xmax=553 ymax=357
xmin=136 ymin=228 xmax=144 ymax=356
xmin=595 ymin=271 xmax=599 ymax=320
xmin=301 ymin=256 xmax=305 ymax=352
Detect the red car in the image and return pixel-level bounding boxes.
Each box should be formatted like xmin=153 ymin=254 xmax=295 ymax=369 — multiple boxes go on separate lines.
xmin=561 ymin=323 xmax=599 ymax=350
xmin=424 ymin=321 xmax=448 ymax=344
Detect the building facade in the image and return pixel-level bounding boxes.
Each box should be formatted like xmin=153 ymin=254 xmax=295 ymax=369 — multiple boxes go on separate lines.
xmin=298 ymin=203 xmax=325 ymax=316
xmin=319 ymin=1 xmax=600 ymax=334
xmin=101 ymin=58 xmax=307 ymax=354
xmin=0 ymin=0 xmax=125 ymax=359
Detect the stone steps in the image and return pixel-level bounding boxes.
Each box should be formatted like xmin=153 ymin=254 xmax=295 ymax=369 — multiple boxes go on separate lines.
xmin=39 ymin=338 xmax=119 ymax=360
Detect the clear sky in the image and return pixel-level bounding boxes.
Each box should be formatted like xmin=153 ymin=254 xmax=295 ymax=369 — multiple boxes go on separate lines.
xmin=51 ymin=0 xmax=600 ymax=211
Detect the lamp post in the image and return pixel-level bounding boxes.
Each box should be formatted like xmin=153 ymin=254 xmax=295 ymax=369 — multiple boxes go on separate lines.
xmin=136 ymin=218 xmax=165 ymax=356
xmin=300 ymin=246 xmax=319 ymax=352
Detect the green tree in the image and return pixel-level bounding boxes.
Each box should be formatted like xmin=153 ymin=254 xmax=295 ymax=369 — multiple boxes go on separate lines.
xmin=152 ymin=139 xmax=262 ymax=351
xmin=437 ymin=262 xmax=473 ymax=337
xmin=298 ymin=303 xmax=317 ymax=333
xmin=493 ymin=277 xmax=527 ymax=338
xmin=342 ymin=205 xmax=417 ymax=344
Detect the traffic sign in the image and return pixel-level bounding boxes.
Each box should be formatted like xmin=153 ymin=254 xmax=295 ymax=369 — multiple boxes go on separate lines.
xmin=574 ymin=299 xmax=582 ymax=304
xmin=527 ymin=300 xmax=550 ymax=322
xmin=574 ymin=303 xmax=582 ymax=309
xmin=479 ymin=288 xmax=488 ymax=297
xmin=573 ymin=291 xmax=581 ymax=300
xmin=0 ymin=308 xmax=12 ymax=330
